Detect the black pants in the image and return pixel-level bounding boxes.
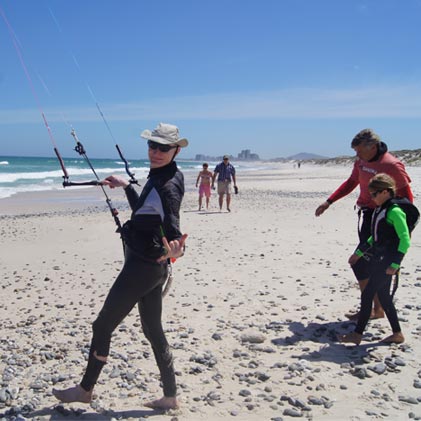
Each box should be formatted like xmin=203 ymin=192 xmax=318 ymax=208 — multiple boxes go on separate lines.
xmin=80 ymin=247 xmax=176 ymax=397
xmin=355 ymin=255 xmax=401 ymax=335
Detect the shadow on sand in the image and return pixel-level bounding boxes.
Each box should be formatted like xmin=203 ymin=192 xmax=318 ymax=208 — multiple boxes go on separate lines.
xmin=270 ymin=320 xmax=391 ymax=365
xmin=27 ymin=405 xmax=165 ymax=420
xmin=183 ymin=209 xmax=229 ymax=214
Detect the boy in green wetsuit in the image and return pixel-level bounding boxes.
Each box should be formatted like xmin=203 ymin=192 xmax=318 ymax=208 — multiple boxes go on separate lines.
xmin=339 ymin=173 xmax=412 ymax=345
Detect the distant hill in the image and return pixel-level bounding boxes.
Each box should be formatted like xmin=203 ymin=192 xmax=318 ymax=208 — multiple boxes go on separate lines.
xmin=269 ymin=148 xmax=421 ymax=166
xmin=287 ymin=152 xmax=329 ymax=161
xmin=305 ymin=148 xmax=421 ymax=166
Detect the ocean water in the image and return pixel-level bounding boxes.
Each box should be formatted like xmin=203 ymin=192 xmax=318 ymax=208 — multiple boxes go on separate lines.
xmin=0 ymin=155 xmax=204 ymax=199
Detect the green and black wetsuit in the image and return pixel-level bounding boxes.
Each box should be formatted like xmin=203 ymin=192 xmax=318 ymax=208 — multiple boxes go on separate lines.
xmin=354 ymin=199 xmax=411 ymax=335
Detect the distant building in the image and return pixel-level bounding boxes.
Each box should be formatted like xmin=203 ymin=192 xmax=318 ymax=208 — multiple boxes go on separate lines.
xmin=237 ymin=149 xmax=259 ymax=160
xmin=195 ymin=150 xmax=260 ymax=162
xmin=195 ymin=154 xmax=208 ymax=162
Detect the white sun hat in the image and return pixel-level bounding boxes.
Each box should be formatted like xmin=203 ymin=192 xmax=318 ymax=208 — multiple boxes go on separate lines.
xmin=140 ymin=123 xmax=188 ymax=147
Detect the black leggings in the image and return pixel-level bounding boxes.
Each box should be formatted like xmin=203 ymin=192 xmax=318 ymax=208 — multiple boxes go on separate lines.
xmin=80 ymin=248 xmax=176 ymax=397
xmin=355 ymin=255 xmax=401 ymax=335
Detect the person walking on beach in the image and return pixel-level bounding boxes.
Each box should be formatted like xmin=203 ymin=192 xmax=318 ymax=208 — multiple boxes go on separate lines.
xmin=315 ymin=129 xmax=413 ymax=321
xmin=212 ymin=155 xmax=237 ymax=212
xmin=338 ymin=173 xmax=417 ymax=345
xmin=52 ymin=123 xmax=188 ymax=410
xmin=196 ymin=163 xmax=213 ymax=210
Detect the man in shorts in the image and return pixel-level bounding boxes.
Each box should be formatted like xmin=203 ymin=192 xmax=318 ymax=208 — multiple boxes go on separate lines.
xmin=212 ymin=155 xmax=237 ymax=212
xmin=196 ymin=163 xmax=213 ymax=210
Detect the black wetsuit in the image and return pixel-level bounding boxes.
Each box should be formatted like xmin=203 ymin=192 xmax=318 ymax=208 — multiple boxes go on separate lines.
xmin=80 ymin=161 xmax=184 ymax=397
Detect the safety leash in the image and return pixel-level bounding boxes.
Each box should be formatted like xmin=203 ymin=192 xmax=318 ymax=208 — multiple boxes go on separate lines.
xmin=391 ymin=270 xmax=399 ymax=300
xmin=162 ymin=263 xmax=174 ymax=297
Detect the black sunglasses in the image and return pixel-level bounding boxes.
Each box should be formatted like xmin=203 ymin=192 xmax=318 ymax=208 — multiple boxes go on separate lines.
xmin=148 ymin=140 xmax=177 ymax=153
xmin=370 ymin=190 xmax=384 ymax=198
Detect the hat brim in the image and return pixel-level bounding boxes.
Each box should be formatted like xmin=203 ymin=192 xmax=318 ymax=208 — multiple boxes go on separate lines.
xmin=140 ymin=129 xmax=188 ymax=148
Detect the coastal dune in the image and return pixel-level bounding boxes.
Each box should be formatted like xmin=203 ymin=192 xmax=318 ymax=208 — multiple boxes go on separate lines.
xmin=1 ymin=163 xmax=421 ymax=420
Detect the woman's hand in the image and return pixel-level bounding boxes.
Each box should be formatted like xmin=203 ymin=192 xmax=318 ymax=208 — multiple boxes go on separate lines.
xmin=157 ymin=234 xmax=188 ymax=263
xmin=102 ymin=175 xmax=130 ymax=189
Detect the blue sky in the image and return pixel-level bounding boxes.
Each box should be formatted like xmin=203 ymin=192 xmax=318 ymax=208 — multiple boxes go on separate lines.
xmin=1 ymin=0 xmax=421 ymax=160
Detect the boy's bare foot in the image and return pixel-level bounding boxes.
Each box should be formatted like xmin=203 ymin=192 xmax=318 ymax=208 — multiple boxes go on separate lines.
xmin=345 ymin=310 xmax=385 ymax=321
xmin=345 ymin=311 xmax=359 ymax=321
xmin=52 ymin=385 xmax=92 ymax=404
xmin=337 ymin=332 xmax=362 ymax=345
xmin=381 ymin=332 xmax=405 ymax=344
xmin=144 ymin=396 xmax=179 ymax=410
xmin=370 ymin=310 xmax=385 ymax=319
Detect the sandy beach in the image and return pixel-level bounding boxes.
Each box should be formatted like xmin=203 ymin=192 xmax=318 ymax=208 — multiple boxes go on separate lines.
xmin=1 ymin=162 xmax=421 ymax=421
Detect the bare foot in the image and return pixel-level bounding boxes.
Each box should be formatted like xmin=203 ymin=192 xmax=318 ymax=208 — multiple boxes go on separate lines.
xmin=345 ymin=311 xmax=359 ymax=321
xmin=381 ymin=332 xmax=405 ymax=344
xmin=52 ymin=385 xmax=92 ymax=404
xmin=370 ymin=311 xmax=385 ymax=319
xmin=144 ymin=396 xmax=179 ymax=410
xmin=337 ymin=332 xmax=362 ymax=345
xmin=345 ymin=310 xmax=385 ymax=321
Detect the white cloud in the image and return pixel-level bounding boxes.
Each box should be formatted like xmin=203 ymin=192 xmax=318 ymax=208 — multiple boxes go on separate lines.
xmin=1 ymin=85 xmax=421 ymax=124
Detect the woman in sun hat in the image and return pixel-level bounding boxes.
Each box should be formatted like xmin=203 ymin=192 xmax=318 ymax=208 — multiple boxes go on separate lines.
xmin=53 ymin=123 xmax=188 ymax=410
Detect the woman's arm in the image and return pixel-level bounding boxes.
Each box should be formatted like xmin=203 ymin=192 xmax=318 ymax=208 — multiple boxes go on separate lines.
xmin=102 ymin=175 xmax=138 ymax=210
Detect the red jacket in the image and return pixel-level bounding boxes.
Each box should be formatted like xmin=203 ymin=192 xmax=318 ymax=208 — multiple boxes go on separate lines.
xmin=328 ymin=143 xmax=413 ymax=209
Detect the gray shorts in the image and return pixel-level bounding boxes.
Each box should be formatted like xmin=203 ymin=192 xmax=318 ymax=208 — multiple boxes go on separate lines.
xmin=217 ymin=180 xmax=232 ymax=195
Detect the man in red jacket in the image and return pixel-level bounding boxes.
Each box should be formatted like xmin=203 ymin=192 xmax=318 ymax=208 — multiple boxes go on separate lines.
xmin=315 ymin=129 xmax=413 ymax=320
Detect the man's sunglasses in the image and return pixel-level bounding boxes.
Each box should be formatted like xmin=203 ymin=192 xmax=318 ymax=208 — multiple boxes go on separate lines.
xmin=148 ymin=140 xmax=178 ymax=153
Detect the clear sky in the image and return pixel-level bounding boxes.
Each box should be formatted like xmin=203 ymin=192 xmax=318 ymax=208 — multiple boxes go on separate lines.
xmin=1 ymin=0 xmax=420 ymax=160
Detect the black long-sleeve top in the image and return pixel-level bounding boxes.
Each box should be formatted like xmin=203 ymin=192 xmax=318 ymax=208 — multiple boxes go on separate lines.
xmin=121 ymin=161 xmax=184 ymax=260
